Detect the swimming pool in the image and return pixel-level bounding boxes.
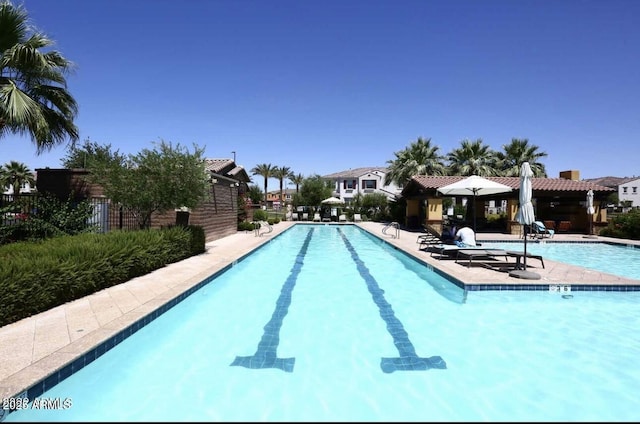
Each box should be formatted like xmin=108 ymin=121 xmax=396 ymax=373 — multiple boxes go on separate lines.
xmin=481 ymin=240 xmax=640 ymax=281
xmin=4 ymin=224 xmax=640 ymax=421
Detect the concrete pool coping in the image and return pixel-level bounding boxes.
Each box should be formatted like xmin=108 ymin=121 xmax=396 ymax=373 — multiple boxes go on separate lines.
xmin=1 ymin=221 xmax=639 ymax=408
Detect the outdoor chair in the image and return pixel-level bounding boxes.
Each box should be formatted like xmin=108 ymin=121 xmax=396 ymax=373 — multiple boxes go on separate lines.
xmin=353 ymin=213 xmax=362 ymax=222
xmin=531 ymin=221 xmax=554 ymax=239
xmin=338 ymin=214 xmax=347 ymax=222
xmin=302 ymin=212 xmax=309 ymax=221
xmin=313 ymin=213 xmax=321 ymax=222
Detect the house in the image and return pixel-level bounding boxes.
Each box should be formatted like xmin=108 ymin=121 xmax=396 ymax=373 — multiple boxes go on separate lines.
xmin=266 ymin=188 xmax=296 ymax=209
xmin=618 ymin=178 xmax=640 ymax=207
xmin=400 ymin=170 xmax=615 ymax=235
xmin=322 ymin=167 xmax=401 ymax=205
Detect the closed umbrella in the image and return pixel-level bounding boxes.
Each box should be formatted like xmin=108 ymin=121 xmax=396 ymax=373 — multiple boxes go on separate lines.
xmin=437 ymin=175 xmax=512 ymax=232
xmin=510 ymin=162 xmax=540 ymax=279
xmin=586 ymin=189 xmax=595 ymax=236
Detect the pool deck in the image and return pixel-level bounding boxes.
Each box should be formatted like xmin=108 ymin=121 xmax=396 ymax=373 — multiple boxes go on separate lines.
xmin=1 ymin=221 xmax=639 ymax=408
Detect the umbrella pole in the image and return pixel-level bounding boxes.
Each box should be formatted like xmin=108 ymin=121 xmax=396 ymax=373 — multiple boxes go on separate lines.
xmin=523 ymin=225 xmax=528 ymax=270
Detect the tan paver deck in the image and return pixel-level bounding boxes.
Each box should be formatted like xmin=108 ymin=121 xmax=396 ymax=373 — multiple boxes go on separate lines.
xmin=1 ymin=221 xmax=639 ymax=404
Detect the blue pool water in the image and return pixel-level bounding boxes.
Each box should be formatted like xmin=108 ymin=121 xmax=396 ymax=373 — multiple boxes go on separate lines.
xmin=4 ymin=225 xmax=640 ymax=422
xmin=482 ymin=240 xmax=640 ymax=281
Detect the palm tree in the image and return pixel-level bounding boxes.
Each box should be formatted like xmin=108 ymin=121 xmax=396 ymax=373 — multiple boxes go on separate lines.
xmin=0 ymin=160 xmax=35 ymax=196
xmin=250 ymin=163 xmax=274 ymax=207
xmin=289 ymin=172 xmax=304 ymax=193
xmin=0 ymin=1 xmax=79 ymax=152
xmin=385 ymin=137 xmax=446 ymax=186
xmin=446 ymin=138 xmax=498 ymax=176
xmin=496 ymin=138 xmax=548 ymax=177
xmin=272 ymin=165 xmax=291 ymax=207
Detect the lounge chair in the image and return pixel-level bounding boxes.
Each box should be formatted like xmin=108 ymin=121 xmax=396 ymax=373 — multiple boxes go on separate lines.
xmin=425 ymin=244 xmax=486 ymax=260
xmin=455 ymin=248 xmax=511 ymax=268
xmin=291 ymin=213 xmax=298 ymax=221
xmin=531 ymin=221 xmax=554 ymax=239
xmin=302 ymin=212 xmax=309 ymax=221
xmin=338 ymin=214 xmax=347 ymax=222
xmin=312 ymin=213 xmax=321 ymax=222
xmin=353 ymin=213 xmax=362 ymax=222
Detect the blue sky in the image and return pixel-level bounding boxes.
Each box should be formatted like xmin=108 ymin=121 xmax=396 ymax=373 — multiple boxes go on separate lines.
xmin=3 ymin=0 xmax=639 ymax=192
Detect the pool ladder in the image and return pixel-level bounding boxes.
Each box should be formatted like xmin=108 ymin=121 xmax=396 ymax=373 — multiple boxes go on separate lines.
xmin=382 ymin=221 xmax=400 ymax=239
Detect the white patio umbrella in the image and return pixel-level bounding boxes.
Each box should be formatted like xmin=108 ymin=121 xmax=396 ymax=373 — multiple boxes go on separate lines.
xmin=321 ymin=196 xmax=345 ymax=205
xmin=437 ymin=175 xmax=512 ymax=232
xmin=510 ymin=162 xmax=540 ymax=280
xmin=586 ymin=189 xmax=595 ymax=236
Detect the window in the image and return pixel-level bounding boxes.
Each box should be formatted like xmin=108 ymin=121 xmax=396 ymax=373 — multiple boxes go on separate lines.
xmin=343 ymin=179 xmax=356 ymax=189
xmin=623 ymin=187 xmax=628 ymax=193
xmin=633 ymin=187 xmax=638 ymax=194
xmin=362 ymin=180 xmax=376 ymax=189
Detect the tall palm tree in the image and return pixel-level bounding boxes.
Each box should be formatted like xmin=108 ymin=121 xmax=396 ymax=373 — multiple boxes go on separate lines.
xmin=0 ymin=1 xmax=79 ymax=152
xmin=446 ymin=138 xmax=498 ymax=176
xmin=385 ymin=137 xmax=446 ymax=186
xmin=496 ymin=138 xmax=548 ymax=177
xmin=272 ymin=165 xmax=291 ymax=207
xmin=289 ymin=172 xmax=304 ymax=193
xmin=0 ymin=160 xmax=35 ymax=196
xmin=250 ymin=163 xmax=274 ymax=207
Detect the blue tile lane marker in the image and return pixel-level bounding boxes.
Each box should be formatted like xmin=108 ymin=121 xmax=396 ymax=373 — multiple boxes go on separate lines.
xmin=230 ymin=228 xmax=315 ymax=372
xmin=337 ymin=228 xmax=446 ymax=373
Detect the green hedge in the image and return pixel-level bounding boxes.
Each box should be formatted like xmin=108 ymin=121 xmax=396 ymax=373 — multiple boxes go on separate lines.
xmin=0 ymin=226 xmax=205 ymax=327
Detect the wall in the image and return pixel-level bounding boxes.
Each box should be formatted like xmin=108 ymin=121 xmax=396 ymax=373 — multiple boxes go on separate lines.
xmin=36 ymin=169 xmax=240 ymax=242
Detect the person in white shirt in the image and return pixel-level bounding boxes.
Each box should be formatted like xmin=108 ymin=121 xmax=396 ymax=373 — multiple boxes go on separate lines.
xmin=455 ymin=226 xmax=476 ymax=247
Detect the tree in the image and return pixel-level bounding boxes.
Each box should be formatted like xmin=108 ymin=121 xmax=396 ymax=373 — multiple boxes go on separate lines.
xmin=298 ymin=174 xmax=333 ymax=211
xmin=87 ymin=140 xmax=209 ymax=229
xmin=272 ymin=165 xmax=291 ymax=207
xmin=289 ymin=172 xmax=304 ymax=193
xmin=250 ymin=163 xmax=274 ymax=206
xmin=385 ymin=137 xmax=446 ymax=186
xmin=0 ymin=1 xmax=79 ymax=152
xmin=62 ymin=138 xmax=126 ymax=169
xmin=0 ymin=160 xmax=34 ymax=196
xmin=446 ymin=138 xmax=498 ymax=176
xmin=496 ymin=138 xmax=548 ymax=177
xmin=246 ymin=184 xmax=263 ymax=205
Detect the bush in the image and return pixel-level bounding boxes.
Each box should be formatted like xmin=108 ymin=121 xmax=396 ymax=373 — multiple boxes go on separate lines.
xmin=600 ymin=209 xmax=640 ymax=240
xmin=253 ymin=209 xmax=268 ymax=221
xmin=238 ymin=221 xmax=254 ymax=231
xmin=0 ymin=227 xmax=197 ymax=327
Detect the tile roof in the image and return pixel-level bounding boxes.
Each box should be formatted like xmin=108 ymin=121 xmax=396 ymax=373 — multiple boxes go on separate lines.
xmin=204 ymin=158 xmax=234 ymax=173
xmin=204 ymin=159 xmax=251 ymax=183
xmin=322 ymin=167 xmax=389 ymax=179
xmin=410 ymin=175 xmax=615 ymax=193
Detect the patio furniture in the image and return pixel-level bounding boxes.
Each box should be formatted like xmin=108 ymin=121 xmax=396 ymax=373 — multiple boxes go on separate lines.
xmin=557 ymin=221 xmax=572 ymax=232
xmin=454 ymin=249 xmax=511 ymax=268
xmin=506 ymin=251 xmax=545 ymax=269
xmin=531 ymin=221 xmax=555 ymax=239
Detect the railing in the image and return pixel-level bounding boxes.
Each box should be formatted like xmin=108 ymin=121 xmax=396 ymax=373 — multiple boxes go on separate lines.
xmin=382 ymin=221 xmax=400 ymax=239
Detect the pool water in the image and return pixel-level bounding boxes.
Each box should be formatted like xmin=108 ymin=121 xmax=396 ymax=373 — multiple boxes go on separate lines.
xmin=481 ymin=240 xmax=640 ymax=281
xmin=5 ymin=225 xmax=640 ymax=422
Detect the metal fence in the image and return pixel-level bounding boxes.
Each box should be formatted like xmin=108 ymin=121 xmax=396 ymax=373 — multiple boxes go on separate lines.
xmin=1 ymin=194 xmax=139 ymax=232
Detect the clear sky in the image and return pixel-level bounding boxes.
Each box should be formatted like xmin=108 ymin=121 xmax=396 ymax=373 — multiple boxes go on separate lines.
xmin=3 ymin=0 xmax=639 ymax=192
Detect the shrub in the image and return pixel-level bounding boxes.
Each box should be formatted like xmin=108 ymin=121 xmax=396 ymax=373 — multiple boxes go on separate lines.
xmin=600 ymin=209 xmax=640 ymax=240
xmin=238 ymin=221 xmax=254 ymax=231
xmin=253 ymin=209 xmax=268 ymax=221
xmin=0 ymin=227 xmax=196 ymax=327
